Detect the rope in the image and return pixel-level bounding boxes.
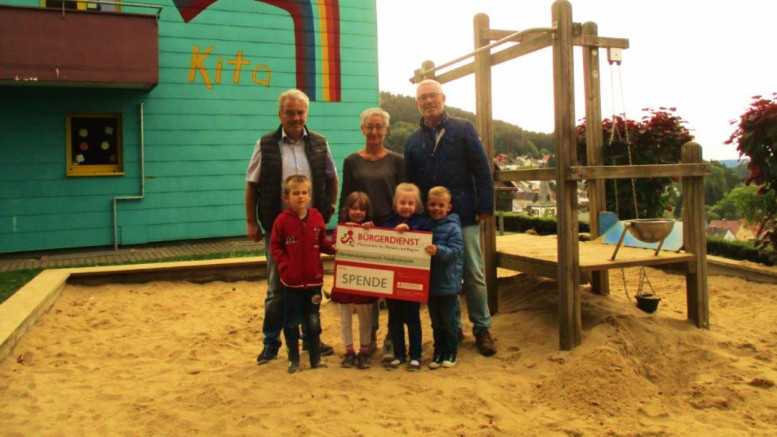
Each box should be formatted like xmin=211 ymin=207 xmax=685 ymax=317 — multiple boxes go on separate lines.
xmin=618 ymin=64 xmax=639 ymax=219
xmin=608 ymin=63 xmax=621 ymax=216
xmin=610 ymin=57 xmax=656 ymax=301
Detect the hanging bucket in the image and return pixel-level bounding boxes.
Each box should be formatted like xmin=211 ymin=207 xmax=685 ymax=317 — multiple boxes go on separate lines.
xmin=635 ymin=293 xmax=661 ymax=313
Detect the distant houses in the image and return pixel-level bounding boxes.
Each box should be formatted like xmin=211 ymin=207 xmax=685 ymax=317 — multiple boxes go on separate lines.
xmin=496 ymin=154 xmax=585 ymax=218
xmin=496 ymin=155 xmax=755 ymax=245
xmin=706 ymin=219 xmax=756 ymax=242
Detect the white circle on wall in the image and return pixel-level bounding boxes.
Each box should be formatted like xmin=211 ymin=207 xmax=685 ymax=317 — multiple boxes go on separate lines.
xmin=75 ymin=154 xmax=85 ymax=163
xmin=101 ymin=141 xmax=110 ymax=150
xmin=79 ymin=128 xmax=88 ymax=137
xmin=105 ymin=126 xmax=114 ymax=135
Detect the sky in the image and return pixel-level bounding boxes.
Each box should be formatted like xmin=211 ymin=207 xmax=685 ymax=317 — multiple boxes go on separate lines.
xmin=375 ymin=0 xmax=775 ymax=161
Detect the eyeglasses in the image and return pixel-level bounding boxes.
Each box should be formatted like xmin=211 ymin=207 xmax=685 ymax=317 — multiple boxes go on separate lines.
xmin=363 ymin=124 xmax=386 ymax=132
xmin=417 ymin=92 xmax=441 ymax=102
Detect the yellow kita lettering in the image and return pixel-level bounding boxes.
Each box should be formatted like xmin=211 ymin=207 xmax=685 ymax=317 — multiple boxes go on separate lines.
xmin=215 ymin=57 xmax=223 ymax=84
xmin=227 ymin=50 xmax=250 ymax=84
xmin=188 ymin=45 xmax=213 ymax=89
xmin=253 ymin=64 xmax=271 ymax=86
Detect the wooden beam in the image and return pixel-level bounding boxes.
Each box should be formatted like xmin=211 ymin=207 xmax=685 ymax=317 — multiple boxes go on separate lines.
xmin=495 ymin=168 xmax=556 ymax=181
xmin=423 ymin=33 xmax=552 ymax=86
xmin=474 ymin=13 xmax=499 ymax=316
xmin=682 ymin=142 xmax=710 ymax=329
xmin=491 ymin=33 xmax=553 ymax=66
xmin=498 ymin=254 xmax=558 ymax=281
xmin=488 ymin=28 xmax=523 ymax=41
xmin=489 ymin=29 xmax=628 ymax=49
xmin=568 ymin=163 xmax=711 ymax=180
xmin=552 ymin=0 xmax=581 ymax=351
xmin=574 ymin=35 xmax=630 ymax=49
xmin=582 ymin=21 xmax=609 ymax=296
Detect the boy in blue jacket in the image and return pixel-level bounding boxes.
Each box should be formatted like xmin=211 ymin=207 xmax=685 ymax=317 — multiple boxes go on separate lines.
xmin=424 ymin=186 xmax=464 ymax=369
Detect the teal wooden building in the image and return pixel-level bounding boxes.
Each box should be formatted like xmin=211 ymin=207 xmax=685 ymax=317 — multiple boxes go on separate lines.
xmin=0 ymin=0 xmax=378 ymax=254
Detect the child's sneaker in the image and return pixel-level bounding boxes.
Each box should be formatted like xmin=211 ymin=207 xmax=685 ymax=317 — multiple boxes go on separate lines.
xmin=381 ymin=339 xmax=394 ymax=363
xmin=407 ymin=359 xmax=422 ymax=372
xmin=356 ymin=353 xmax=371 ymax=370
xmin=341 ymin=352 xmax=356 ymax=368
xmin=428 ymin=349 xmax=443 ymax=370
xmin=442 ymin=352 xmax=457 ymax=368
xmin=385 ymin=357 xmax=405 ymax=370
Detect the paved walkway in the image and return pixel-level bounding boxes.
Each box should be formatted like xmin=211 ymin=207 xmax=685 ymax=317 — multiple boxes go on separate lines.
xmin=0 ymin=237 xmax=263 ymax=272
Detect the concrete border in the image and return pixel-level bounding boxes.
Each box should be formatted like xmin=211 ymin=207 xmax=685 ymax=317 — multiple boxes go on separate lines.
xmin=0 ymin=269 xmax=71 ymax=363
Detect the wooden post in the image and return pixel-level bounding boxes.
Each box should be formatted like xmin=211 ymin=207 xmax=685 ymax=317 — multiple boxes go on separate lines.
xmin=681 ymin=142 xmax=710 ymax=329
xmin=421 ymin=60 xmax=436 ymax=80
xmin=582 ymin=21 xmax=610 ymax=296
xmin=474 ymin=13 xmax=499 ymax=315
xmin=552 ymin=0 xmax=581 ymax=349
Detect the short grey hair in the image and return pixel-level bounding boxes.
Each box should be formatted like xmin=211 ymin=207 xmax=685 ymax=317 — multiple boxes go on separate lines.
xmin=416 ymin=79 xmax=444 ymax=96
xmin=360 ymin=107 xmax=390 ymax=126
xmin=278 ymin=89 xmax=310 ymax=110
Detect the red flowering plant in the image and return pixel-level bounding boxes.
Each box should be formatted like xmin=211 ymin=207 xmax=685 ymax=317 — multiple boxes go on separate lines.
xmin=575 ymin=108 xmax=693 ymax=219
xmin=725 ymin=93 xmax=777 ymax=255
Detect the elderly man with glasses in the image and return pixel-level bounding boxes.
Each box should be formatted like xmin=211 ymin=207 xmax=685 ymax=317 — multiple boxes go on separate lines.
xmin=404 ymin=79 xmax=497 ymax=357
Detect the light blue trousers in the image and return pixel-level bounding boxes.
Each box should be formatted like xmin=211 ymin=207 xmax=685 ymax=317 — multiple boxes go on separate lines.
xmin=457 ymin=224 xmax=492 ymax=334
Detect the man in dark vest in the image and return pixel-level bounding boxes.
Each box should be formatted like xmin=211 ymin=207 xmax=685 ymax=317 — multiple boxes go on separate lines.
xmin=245 ymin=89 xmax=339 ymax=364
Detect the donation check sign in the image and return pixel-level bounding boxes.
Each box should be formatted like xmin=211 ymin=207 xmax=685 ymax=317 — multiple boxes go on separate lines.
xmin=333 ymin=225 xmax=432 ymax=303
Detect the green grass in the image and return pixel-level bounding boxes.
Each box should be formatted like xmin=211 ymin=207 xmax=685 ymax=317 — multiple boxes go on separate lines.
xmin=0 ymin=269 xmax=44 ymax=305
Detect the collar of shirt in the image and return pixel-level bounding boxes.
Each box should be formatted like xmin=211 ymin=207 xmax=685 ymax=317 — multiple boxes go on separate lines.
xmin=281 ymin=126 xmax=309 ymax=145
xmin=419 ymin=112 xmax=448 ymax=134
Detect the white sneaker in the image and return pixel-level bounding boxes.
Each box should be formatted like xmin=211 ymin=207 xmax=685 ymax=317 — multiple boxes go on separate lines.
xmin=442 ymin=352 xmax=457 ymax=368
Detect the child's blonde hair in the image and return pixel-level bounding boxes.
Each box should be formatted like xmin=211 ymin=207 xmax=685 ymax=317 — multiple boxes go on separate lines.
xmin=393 ymin=183 xmax=424 ymax=215
xmin=428 ymin=186 xmax=451 ymax=202
xmin=282 ymin=174 xmax=311 ymax=195
xmin=339 ymin=191 xmax=373 ymax=223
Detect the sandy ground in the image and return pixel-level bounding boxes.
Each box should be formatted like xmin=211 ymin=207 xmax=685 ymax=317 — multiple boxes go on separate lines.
xmin=1 ymin=267 xmax=776 ymax=437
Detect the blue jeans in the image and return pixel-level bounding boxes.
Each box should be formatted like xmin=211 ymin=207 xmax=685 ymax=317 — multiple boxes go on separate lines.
xmin=282 ymin=287 xmax=322 ymax=345
xmin=386 ymin=299 xmax=422 ymax=361
xmin=458 ymin=224 xmax=492 ymax=335
xmin=263 ymin=245 xmax=284 ymax=347
xmin=428 ymin=294 xmax=460 ymax=354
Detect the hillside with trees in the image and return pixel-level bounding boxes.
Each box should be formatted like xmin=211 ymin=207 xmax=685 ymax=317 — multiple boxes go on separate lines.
xmin=379 ymin=91 xmax=553 ymax=156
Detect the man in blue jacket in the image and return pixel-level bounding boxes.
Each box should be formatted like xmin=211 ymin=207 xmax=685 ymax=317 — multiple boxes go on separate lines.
xmin=404 ymin=79 xmax=497 ymax=356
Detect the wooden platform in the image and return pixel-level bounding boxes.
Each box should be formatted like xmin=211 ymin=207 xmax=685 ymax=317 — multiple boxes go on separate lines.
xmin=496 ymin=233 xmax=696 ymax=282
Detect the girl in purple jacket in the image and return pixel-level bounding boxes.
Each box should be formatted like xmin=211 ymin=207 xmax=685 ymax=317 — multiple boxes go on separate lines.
xmin=331 ymin=192 xmax=377 ymax=369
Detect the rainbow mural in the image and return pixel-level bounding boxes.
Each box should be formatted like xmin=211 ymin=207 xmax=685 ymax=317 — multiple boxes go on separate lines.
xmin=173 ymin=0 xmax=341 ymax=102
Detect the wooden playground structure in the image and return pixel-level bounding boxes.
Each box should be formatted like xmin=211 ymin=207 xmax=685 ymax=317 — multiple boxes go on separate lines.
xmin=410 ymin=0 xmax=711 ymax=350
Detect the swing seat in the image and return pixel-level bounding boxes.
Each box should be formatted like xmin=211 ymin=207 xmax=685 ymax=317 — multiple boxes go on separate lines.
xmin=598 ymin=212 xmax=684 ymax=251
xmin=627 ymin=219 xmax=675 ymax=243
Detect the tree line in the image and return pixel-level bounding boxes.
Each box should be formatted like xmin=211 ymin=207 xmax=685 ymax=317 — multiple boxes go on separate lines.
xmin=379 ymin=91 xmax=553 ymax=157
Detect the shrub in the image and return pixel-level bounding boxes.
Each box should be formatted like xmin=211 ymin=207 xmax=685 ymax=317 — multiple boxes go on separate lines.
xmin=726 ymin=93 xmax=777 ymax=255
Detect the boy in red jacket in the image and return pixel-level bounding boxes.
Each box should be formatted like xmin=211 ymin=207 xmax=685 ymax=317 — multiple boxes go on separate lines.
xmin=270 ymin=175 xmax=336 ymax=373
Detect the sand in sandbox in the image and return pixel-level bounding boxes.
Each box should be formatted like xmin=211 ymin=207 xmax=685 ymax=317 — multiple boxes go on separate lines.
xmin=1 ymin=268 xmax=777 ymax=436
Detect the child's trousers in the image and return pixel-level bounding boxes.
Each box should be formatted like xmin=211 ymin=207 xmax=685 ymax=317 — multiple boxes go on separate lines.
xmin=386 ymin=299 xmax=422 ymax=361
xmin=282 ymin=286 xmax=323 ymax=365
xmin=338 ymin=303 xmax=373 ymax=349
xmin=428 ymin=294 xmax=460 ymax=355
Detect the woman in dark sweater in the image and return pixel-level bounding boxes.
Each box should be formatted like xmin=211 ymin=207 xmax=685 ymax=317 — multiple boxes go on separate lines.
xmin=339 ymin=108 xmax=405 ymax=227
xmin=338 ymin=107 xmax=405 ymax=360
